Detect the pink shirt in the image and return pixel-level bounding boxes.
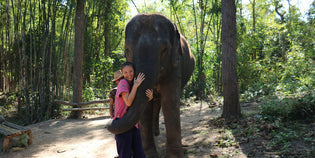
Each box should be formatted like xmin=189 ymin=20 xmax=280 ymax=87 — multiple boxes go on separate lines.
xmin=113 ymin=79 xmax=130 ymax=119
xmin=113 ymin=79 xmax=138 ymax=128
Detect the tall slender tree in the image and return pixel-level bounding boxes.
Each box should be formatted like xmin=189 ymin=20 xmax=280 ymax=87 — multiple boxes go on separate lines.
xmin=275 ymin=0 xmax=287 ymax=61
xmin=221 ymin=0 xmax=241 ymax=119
xmin=250 ymin=0 xmax=257 ymax=59
xmin=71 ymin=0 xmax=85 ymax=119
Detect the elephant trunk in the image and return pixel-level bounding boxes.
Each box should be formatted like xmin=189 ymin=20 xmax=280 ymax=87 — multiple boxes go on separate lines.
xmin=106 ymin=67 xmax=155 ymax=135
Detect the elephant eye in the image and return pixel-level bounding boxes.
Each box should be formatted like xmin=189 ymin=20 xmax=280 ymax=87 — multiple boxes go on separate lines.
xmin=160 ymin=46 xmax=169 ymax=58
xmin=124 ymin=48 xmax=133 ymax=61
xmin=161 ymin=47 xmax=168 ymax=53
xmin=125 ymin=48 xmax=130 ymax=57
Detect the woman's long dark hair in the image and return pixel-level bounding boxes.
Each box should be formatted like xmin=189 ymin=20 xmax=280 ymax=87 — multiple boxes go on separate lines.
xmin=121 ymin=62 xmax=134 ymax=71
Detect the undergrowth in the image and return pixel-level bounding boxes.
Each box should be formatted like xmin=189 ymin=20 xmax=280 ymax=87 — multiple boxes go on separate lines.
xmin=259 ymin=92 xmax=315 ymax=122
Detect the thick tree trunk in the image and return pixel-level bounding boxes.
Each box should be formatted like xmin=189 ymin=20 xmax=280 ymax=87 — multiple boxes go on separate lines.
xmin=221 ymin=0 xmax=241 ymax=119
xmin=71 ymin=0 xmax=85 ymax=119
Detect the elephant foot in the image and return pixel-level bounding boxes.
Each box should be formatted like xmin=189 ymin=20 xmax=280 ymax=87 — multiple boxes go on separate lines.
xmin=146 ymin=153 xmax=159 ymax=158
xmin=166 ymin=146 xmax=184 ymax=158
xmin=166 ymin=152 xmax=184 ymax=158
xmin=145 ymin=148 xmax=159 ymax=158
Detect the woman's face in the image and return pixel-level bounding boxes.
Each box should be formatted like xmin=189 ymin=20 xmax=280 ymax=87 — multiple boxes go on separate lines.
xmin=122 ymin=65 xmax=134 ymax=83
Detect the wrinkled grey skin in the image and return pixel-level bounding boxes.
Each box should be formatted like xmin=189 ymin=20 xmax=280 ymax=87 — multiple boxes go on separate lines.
xmin=106 ymin=14 xmax=195 ymax=158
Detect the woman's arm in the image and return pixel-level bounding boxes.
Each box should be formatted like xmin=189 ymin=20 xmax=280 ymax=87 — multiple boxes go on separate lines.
xmin=122 ymin=73 xmax=145 ymax=106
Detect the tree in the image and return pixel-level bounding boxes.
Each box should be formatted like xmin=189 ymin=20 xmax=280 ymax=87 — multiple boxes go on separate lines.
xmin=0 ymin=0 xmax=128 ymax=122
xmin=71 ymin=0 xmax=85 ymax=119
xmin=221 ymin=0 xmax=241 ymax=119
xmin=274 ymin=0 xmax=287 ymax=61
xmin=168 ymin=0 xmax=222 ymax=97
xmin=250 ymin=0 xmax=257 ymax=59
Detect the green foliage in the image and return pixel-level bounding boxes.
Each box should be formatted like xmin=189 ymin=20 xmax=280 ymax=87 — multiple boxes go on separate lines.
xmin=1 ymin=0 xmax=314 ymax=124
xmin=83 ymin=87 xmax=95 ymax=102
xmin=227 ymin=104 xmax=314 ymax=157
xmin=260 ymin=93 xmax=315 ymax=121
xmin=218 ymin=129 xmax=236 ymax=148
xmin=0 ymin=0 xmax=129 ymax=123
xmin=18 ymin=134 xmax=30 ymax=147
xmin=271 ymin=130 xmax=295 ymax=155
xmin=265 ymin=120 xmax=314 ymax=157
xmin=0 ymin=93 xmax=15 ymax=115
xmin=238 ymin=32 xmax=314 ymax=102
xmin=237 ymin=0 xmax=315 ymax=105
xmin=276 ymin=50 xmax=314 ymax=94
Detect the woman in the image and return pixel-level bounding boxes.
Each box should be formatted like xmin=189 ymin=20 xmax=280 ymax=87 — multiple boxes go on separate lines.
xmin=113 ymin=62 xmax=153 ymax=158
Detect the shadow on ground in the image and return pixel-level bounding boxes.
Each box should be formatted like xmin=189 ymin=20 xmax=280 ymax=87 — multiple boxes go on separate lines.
xmin=0 ymin=115 xmax=117 ymax=158
xmin=1 ymin=101 xmax=314 ymax=158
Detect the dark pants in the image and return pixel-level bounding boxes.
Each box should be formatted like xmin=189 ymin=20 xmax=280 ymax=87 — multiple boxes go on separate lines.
xmin=115 ymin=126 xmax=146 ymax=158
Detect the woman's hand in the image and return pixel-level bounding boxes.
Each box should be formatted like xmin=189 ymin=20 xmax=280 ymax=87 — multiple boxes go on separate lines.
xmin=134 ymin=73 xmax=145 ymax=88
xmin=146 ymin=89 xmax=153 ymax=101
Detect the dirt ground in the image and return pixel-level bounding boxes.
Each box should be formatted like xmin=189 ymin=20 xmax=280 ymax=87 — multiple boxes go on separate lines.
xmin=0 ymin=100 xmax=312 ymax=158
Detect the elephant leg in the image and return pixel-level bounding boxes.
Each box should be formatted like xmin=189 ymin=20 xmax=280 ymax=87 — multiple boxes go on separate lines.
xmin=152 ymin=92 xmax=161 ymax=136
xmin=139 ymin=101 xmax=159 ymax=158
xmin=161 ymin=80 xmax=183 ymax=158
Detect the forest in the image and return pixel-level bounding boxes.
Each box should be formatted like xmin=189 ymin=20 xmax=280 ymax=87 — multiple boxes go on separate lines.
xmin=0 ymin=0 xmax=314 ymax=156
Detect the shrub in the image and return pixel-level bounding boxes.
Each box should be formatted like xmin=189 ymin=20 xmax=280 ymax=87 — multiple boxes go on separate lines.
xmin=260 ymin=93 xmax=314 ymax=121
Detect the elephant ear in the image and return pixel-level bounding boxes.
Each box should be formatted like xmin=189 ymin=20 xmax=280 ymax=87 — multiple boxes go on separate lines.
xmin=172 ymin=23 xmax=182 ymax=68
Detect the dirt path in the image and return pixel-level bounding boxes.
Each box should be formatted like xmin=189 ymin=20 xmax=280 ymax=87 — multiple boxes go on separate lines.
xmin=0 ymin=100 xmax=250 ymax=158
xmin=0 ymin=116 xmax=117 ymax=158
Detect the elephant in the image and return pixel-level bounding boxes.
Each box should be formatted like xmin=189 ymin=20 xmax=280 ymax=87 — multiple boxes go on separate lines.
xmin=106 ymin=13 xmax=195 ymax=158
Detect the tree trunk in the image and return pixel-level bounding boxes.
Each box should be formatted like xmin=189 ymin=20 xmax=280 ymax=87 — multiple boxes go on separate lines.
xmin=32 ymin=0 xmax=39 ymax=122
xmin=20 ymin=0 xmax=31 ymax=123
xmin=192 ymin=0 xmax=205 ymax=99
xmin=0 ymin=28 xmax=3 ymax=93
xmin=221 ymin=0 xmax=241 ymax=119
xmin=103 ymin=0 xmax=112 ymax=57
xmin=4 ymin=0 xmax=11 ymax=93
xmin=71 ymin=0 xmax=85 ymax=119
xmin=47 ymin=0 xmax=57 ymax=118
xmin=275 ymin=1 xmax=286 ymax=61
xmin=29 ymin=0 xmax=34 ymax=124
xmin=251 ymin=0 xmax=257 ymax=60
xmin=64 ymin=1 xmax=73 ymax=100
